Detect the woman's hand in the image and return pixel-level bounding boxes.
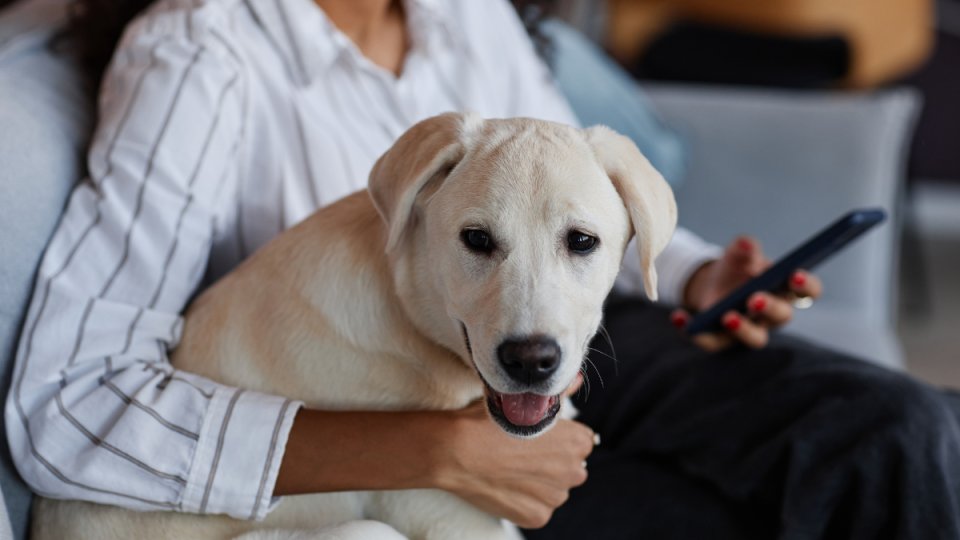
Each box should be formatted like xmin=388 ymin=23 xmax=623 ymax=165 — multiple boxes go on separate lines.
xmin=275 ymin=375 xmax=594 ymax=529
xmin=672 ymin=236 xmax=823 ymax=351
xmin=432 ymin=399 xmax=594 ymax=529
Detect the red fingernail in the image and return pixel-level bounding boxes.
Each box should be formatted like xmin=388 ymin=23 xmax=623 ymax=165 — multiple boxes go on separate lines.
xmin=751 ymin=297 xmax=766 ymax=312
xmin=736 ymin=238 xmax=752 ymax=254
xmin=671 ymin=312 xmax=688 ymax=329
xmin=791 ymin=272 xmax=806 ymax=287
xmin=723 ymin=313 xmax=741 ymax=331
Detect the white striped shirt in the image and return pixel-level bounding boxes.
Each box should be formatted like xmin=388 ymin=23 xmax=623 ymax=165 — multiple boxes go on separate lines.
xmin=5 ymin=0 xmax=718 ymax=521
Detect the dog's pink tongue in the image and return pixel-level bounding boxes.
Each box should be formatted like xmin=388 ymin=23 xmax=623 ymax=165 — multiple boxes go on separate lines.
xmin=502 ymin=393 xmax=551 ymax=426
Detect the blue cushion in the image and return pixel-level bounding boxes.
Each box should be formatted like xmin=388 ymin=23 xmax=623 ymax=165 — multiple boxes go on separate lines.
xmin=544 ymin=19 xmax=689 ymax=186
xmin=0 ymin=0 xmax=93 ymax=537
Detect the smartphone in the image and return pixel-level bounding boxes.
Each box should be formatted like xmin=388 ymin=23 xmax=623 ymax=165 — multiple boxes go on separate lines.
xmin=684 ymin=208 xmax=887 ymax=335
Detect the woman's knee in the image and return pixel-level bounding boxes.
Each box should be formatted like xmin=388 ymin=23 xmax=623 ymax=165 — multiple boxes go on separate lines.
xmin=834 ymin=367 xmax=958 ymax=444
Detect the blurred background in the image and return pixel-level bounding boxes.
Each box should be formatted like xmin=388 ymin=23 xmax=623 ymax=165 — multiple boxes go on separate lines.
xmin=551 ymin=0 xmax=959 ymax=387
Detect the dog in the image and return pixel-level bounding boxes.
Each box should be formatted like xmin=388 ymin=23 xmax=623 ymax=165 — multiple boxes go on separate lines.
xmin=33 ymin=112 xmax=677 ymax=540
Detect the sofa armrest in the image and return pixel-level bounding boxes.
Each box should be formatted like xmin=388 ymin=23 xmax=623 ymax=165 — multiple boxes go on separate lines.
xmin=643 ymin=84 xmax=920 ymax=368
xmin=0 ymin=0 xmax=94 ymax=537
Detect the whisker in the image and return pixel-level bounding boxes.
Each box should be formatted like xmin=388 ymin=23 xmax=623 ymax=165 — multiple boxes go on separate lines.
xmin=579 ymin=364 xmax=591 ymax=400
xmin=584 ymin=350 xmax=612 ymax=387
xmin=599 ymin=324 xmax=618 ymax=376
xmin=587 ymin=346 xmax=616 ymax=363
xmin=582 ymin=354 xmax=604 ymax=389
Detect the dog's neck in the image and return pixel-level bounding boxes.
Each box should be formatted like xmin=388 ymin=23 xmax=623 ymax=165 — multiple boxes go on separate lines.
xmin=291 ymin=191 xmax=471 ymax=371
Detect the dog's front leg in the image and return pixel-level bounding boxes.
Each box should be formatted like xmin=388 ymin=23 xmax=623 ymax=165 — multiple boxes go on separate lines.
xmin=232 ymin=520 xmax=409 ymax=540
xmin=366 ymin=489 xmax=508 ymax=540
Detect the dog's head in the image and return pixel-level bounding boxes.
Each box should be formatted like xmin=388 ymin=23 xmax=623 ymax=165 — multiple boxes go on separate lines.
xmin=369 ymin=112 xmax=676 ymax=438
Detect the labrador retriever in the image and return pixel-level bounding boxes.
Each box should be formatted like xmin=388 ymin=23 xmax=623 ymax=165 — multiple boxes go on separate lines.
xmin=33 ymin=112 xmax=676 ymax=540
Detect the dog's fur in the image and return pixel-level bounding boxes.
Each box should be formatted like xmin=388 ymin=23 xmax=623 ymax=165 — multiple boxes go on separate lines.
xmin=33 ymin=113 xmax=676 ymax=540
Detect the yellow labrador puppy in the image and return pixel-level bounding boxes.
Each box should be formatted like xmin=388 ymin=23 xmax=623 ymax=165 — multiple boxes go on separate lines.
xmin=34 ymin=112 xmax=676 ymax=540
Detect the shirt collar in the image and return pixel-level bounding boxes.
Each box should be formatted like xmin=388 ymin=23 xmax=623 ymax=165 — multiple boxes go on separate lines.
xmin=245 ymin=0 xmax=469 ymax=86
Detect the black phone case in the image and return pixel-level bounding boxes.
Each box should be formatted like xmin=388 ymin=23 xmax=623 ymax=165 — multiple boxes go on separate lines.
xmin=685 ymin=208 xmax=887 ymax=335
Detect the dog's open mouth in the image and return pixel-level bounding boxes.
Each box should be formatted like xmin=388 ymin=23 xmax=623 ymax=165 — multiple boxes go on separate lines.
xmin=484 ymin=380 xmax=562 ymax=437
xmin=461 ymin=321 xmax=562 ymax=437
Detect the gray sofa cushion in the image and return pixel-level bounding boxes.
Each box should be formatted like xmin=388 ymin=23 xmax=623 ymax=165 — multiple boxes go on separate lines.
xmin=644 ymin=84 xmax=920 ymax=369
xmin=0 ymin=0 xmax=93 ymax=537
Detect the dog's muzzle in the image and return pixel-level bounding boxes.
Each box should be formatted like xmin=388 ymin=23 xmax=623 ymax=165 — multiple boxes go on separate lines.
xmin=461 ymin=324 xmax=564 ymax=437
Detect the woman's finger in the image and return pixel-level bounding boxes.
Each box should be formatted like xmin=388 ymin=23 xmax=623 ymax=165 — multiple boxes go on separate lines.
xmin=564 ymin=373 xmax=584 ymax=397
xmin=672 ymin=309 xmax=731 ymax=352
xmin=721 ymin=311 xmax=769 ymax=349
xmin=730 ymin=236 xmax=771 ymax=276
xmin=746 ymin=292 xmax=793 ymax=328
xmin=674 ymin=308 xmax=772 ymax=351
xmin=690 ymin=332 xmax=734 ymax=353
xmin=788 ymin=270 xmax=823 ymax=300
xmin=670 ymin=309 xmax=691 ymax=330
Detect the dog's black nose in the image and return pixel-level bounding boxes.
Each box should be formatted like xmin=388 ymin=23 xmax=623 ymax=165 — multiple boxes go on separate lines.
xmin=497 ymin=337 xmax=560 ymax=385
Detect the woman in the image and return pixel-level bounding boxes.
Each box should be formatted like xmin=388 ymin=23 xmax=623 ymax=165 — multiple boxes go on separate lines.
xmin=6 ymin=0 xmax=960 ymax=537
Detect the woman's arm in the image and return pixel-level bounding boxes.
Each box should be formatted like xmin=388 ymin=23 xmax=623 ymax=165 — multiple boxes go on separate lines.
xmin=4 ymin=5 xmax=300 ymax=520
xmin=276 ymin=402 xmax=594 ymax=529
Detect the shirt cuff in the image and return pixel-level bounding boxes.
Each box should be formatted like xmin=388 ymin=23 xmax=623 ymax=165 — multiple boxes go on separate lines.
xmin=181 ymin=388 xmax=302 ymax=521
xmin=614 ymin=227 xmax=723 ymax=307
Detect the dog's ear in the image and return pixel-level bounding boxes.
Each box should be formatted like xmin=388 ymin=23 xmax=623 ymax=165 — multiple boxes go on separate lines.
xmin=585 ymin=126 xmax=677 ymax=301
xmin=369 ymin=111 xmax=484 ymax=252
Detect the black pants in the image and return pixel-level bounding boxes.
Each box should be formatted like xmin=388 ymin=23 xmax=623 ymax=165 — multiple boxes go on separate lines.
xmin=523 ymin=298 xmax=960 ymax=539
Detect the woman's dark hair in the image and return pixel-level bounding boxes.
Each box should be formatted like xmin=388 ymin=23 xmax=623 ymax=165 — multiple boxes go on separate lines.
xmin=66 ymin=0 xmax=555 ymax=86
xmin=509 ymin=0 xmax=557 ymax=62
xmin=67 ymin=0 xmax=155 ymax=84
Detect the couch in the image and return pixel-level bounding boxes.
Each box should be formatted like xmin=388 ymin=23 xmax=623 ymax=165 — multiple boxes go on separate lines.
xmin=0 ymin=0 xmax=918 ymax=537
xmin=1 ymin=0 xmax=92 ymax=537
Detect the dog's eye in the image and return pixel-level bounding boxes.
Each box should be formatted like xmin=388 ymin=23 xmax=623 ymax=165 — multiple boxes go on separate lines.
xmin=462 ymin=229 xmax=494 ymax=253
xmin=568 ymin=231 xmax=598 ymax=254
